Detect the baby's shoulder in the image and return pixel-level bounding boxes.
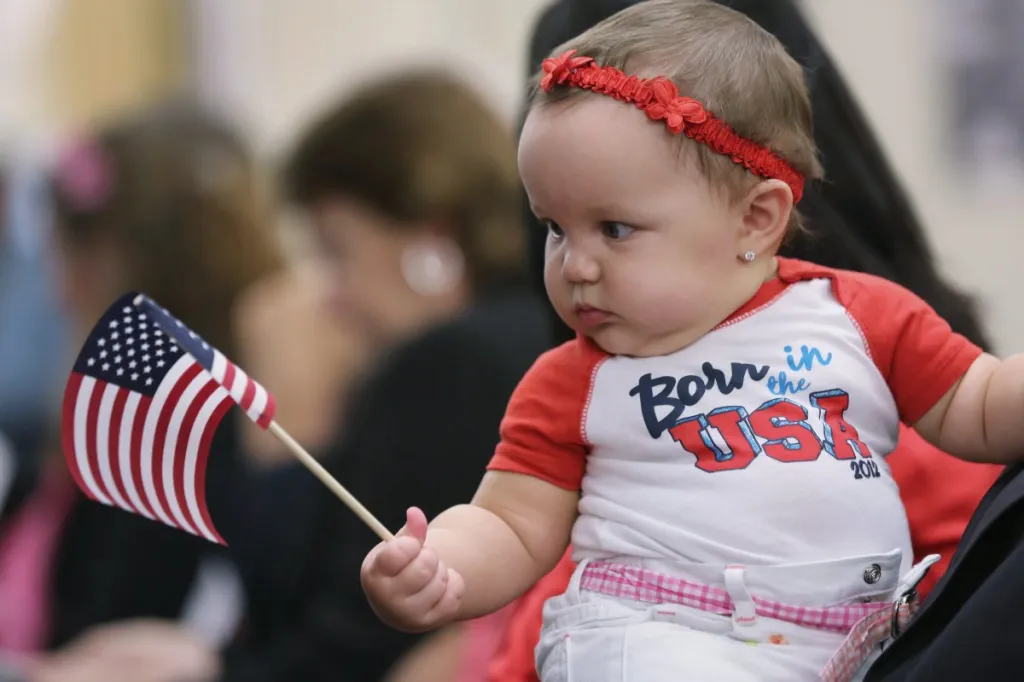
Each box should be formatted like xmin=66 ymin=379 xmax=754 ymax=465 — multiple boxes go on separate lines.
xmin=778 ymin=257 xmax=914 ymax=308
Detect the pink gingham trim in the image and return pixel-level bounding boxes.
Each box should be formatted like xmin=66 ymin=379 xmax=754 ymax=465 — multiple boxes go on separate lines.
xmin=580 ymin=561 xmax=891 ymax=633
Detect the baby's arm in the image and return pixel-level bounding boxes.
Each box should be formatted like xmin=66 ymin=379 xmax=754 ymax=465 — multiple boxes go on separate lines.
xmin=915 ymin=353 xmax=1024 ymax=463
xmin=361 ymin=471 xmax=577 ymax=632
xmin=838 ymin=270 xmax=1024 ymax=465
xmin=428 ymin=471 xmax=578 ymax=615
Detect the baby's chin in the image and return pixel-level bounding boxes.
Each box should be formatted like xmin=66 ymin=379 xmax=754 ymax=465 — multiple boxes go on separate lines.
xmin=556 ymin=308 xmax=674 ymax=357
xmin=580 ymin=326 xmax=650 ymax=357
xmin=583 ymin=323 xmax=703 ymax=358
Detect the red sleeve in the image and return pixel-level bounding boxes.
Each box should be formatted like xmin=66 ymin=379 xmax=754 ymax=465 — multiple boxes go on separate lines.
xmin=487 ymin=338 xmax=605 ymax=491
xmin=889 ymin=424 xmax=1003 ymax=597
xmin=833 ymin=271 xmax=985 ymax=424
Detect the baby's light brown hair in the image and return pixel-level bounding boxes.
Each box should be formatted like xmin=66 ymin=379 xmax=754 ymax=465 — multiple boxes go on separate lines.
xmin=530 ymin=0 xmax=823 ymax=235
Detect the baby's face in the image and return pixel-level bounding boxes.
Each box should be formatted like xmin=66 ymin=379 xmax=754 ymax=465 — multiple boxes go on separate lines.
xmin=519 ymin=97 xmax=754 ymax=357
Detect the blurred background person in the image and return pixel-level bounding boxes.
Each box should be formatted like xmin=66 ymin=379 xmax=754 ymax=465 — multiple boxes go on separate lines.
xmin=232 ymin=259 xmax=369 ymax=469
xmin=0 ymin=100 xmax=285 ymax=682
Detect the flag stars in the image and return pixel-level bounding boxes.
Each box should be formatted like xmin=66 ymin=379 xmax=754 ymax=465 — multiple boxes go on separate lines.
xmin=127 ymin=349 xmax=135 ymax=357
xmin=113 ymin=343 xmax=121 ymax=352
xmin=97 ymin=338 xmax=106 ymax=347
xmin=142 ymin=354 xmax=151 ymax=363
xmin=154 ymin=330 xmax=162 ymax=337
xmin=87 ymin=358 xmax=96 ymax=367
xmin=111 ymin=332 xmax=120 ymax=340
xmin=109 ymin=320 xmax=118 ymax=329
xmin=116 ymin=368 xmax=124 ymax=376
xmin=127 ymin=338 xmax=134 ymax=345
xmin=140 ymin=334 xmax=148 ymax=341
xmin=143 ymin=365 xmax=152 ymax=374
xmin=114 ymin=355 xmax=122 ymax=364
xmin=157 ymin=359 xmax=165 ymax=368
xmin=131 ymin=373 xmax=139 ymax=381
xmin=146 ymin=378 xmax=153 ymax=386
xmin=155 ymin=349 xmax=164 ymax=357
xmin=129 ymin=360 xmax=138 ymax=369
xmin=141 ymin=343 xmax=150 ymax=351
xmin=122 ymin=306 xmax=131 ymax=314
xmin=99 ymin=350 xmax=108 ymax=359
xmin=102 ymin=362 xmax=110 ymax=371
xmin=155 ymin=339 xmax=163 ymax=346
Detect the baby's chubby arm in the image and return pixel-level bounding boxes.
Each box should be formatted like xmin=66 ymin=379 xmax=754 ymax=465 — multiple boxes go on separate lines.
xmin=916 ymin=353 xmax=1024 ymax=463
xmin=360 ymin=470 xmax=578 ymax=633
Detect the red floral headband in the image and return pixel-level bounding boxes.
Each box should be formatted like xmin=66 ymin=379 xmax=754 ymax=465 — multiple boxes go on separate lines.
xmin=540 ymin=50 xmax=805 ymax=203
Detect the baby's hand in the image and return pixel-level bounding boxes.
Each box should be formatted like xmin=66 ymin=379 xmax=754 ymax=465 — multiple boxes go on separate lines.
xmin=360 ymin=507 xmax=465 ymax=632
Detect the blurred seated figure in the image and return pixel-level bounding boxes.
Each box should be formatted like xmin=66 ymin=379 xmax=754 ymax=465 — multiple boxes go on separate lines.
xmin=0 ymin=100 xmax=285 ymax=682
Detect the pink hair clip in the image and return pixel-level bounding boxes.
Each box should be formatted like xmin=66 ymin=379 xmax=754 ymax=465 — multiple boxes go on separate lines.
xmin=53 ymin=136 xmax=114 ymax=212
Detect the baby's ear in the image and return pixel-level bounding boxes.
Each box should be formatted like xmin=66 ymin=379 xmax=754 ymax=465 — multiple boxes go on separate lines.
xmin=736 ymin=179 xmax=793 ymax=255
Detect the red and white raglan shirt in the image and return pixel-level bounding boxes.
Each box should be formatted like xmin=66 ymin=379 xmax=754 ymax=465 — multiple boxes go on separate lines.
xmin=488 ymin=258 xmax=984 ymax=574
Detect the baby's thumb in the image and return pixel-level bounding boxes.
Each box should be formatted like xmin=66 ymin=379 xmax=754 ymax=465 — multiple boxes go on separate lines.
xmin=396 ymin=506 xmax=429 ymax=544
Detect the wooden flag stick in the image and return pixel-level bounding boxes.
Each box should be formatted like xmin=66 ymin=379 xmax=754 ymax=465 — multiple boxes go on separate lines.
xmin=268 ymin=421 xmax=394 ymax=542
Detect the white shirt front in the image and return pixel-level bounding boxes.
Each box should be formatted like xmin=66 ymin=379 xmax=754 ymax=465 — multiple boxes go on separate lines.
xmin=575 ymin=279 xmax=910 ymax=571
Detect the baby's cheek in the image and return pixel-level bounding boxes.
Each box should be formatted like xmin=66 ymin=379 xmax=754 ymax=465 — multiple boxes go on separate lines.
xmin=624 ymin=277 xmax=704 ymax=329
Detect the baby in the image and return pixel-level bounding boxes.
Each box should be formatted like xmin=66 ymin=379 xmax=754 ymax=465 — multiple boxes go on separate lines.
xmin=360 ymin=1 xmax=1021 ymax=680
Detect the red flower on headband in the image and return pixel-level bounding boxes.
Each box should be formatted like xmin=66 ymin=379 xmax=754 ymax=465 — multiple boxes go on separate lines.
xmin=644 ymin=78 xmax=708 ymax=134
xmin=540 ymin=49 xmax=594 ymax=91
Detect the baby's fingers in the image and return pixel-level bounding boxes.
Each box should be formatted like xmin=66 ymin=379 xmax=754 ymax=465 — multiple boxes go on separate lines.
xmin=424 ymin=568 xmax=464 ymax=624
xmin=366 ymin=535 xmax=424 ymax=579
xmin=398 ymin=545 xmax=443 ymax=594
xmin=400 ymin=555 xmax=451 ymax=615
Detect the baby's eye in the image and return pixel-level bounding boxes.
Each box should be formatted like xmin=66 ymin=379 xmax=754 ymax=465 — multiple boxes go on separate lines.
xmin=602 ymin=222 xmax=635 ymax=240
xmin=543 ymin=220 xmax=565 ymax=240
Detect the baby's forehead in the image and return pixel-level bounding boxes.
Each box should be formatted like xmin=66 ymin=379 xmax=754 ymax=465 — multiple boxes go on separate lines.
xmin=519 ymin=98 xmax=703 ymax=217
xmin=519 ymin=97 xmax=691 ymax=182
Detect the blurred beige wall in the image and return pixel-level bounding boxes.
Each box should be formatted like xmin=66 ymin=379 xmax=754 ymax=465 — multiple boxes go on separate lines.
xmin=46 ymin=0 xmax=187 ymax=129
xmin=192 ymin=0 xmax=551 ymax=155
xmin=0 ymin=0 xmax=187 ymax=141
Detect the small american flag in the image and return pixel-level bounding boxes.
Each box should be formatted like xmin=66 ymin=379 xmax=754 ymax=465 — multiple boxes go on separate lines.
xmin=61 ymin=292 xmax=276 ymax=544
